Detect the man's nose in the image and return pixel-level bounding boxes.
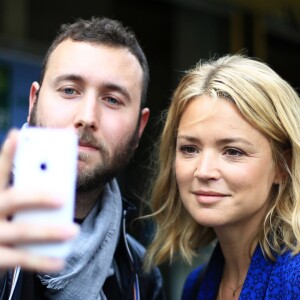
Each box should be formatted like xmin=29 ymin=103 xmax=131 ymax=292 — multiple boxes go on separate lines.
xmin=74 ymin=95 xmax=99 ymax=130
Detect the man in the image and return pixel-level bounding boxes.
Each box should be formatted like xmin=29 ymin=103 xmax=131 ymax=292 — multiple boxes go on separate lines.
xmin=0 ymin=17 xmax=164 ymax=299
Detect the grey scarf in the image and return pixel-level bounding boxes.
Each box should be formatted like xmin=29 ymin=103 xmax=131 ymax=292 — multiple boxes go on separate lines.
xmin=38 ymin=179 xmax=122 ymax=300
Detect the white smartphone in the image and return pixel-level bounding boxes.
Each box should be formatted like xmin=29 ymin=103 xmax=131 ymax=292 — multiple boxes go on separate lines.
xmin=13 ymin=127 xmax=78 ymax=258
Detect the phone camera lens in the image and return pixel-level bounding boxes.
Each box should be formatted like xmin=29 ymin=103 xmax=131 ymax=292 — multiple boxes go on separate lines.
xmin=40 ymin=163 xmax=47 ymax=171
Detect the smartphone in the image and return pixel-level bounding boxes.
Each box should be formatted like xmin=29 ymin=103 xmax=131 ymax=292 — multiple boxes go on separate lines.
xmin=13 ymin=127 xmax=78 ymax=258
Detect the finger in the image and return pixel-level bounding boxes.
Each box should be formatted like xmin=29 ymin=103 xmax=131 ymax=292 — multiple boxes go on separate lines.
xmin=0 ymin=222 xmax=79 ymax=245
xmin=0 ymin=188 xmax=63 ymax=218
xmin=0 ymin=247 xmax=65 ymax=273
xmin=0 ymin=130 xmax=19 ymax=190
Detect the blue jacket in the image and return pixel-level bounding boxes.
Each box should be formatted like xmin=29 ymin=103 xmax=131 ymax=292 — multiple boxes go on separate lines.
xmin=182 ymin=243 xmax=300 ymax=300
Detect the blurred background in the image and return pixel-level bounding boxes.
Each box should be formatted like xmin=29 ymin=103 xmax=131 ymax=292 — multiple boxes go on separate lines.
xmin=0 ymin=0 xmax=299 ymax=298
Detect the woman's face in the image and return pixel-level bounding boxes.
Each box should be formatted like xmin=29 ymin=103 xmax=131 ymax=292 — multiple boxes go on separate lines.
xmin=175 ymin=95 xmax=280 ymax=230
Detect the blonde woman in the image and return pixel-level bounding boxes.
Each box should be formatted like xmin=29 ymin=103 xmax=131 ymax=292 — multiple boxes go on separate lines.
xmin=145 ymin=54 xmax=300 ymax=299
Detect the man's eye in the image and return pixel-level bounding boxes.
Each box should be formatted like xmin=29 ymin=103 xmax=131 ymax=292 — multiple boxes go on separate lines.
xmin=105 ymin=97 xmax=120 ymax=105
xmin=64 ymin=88 xmax=76 ymax=95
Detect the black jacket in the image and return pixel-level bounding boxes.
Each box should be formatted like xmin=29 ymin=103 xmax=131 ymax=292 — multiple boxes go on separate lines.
xmin=0 ymin=200 xmax=165 ymax=300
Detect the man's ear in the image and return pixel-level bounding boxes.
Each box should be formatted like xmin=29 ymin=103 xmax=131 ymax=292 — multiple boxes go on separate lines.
xmin=27 ymin=82 xmax=40 ymax=123
xmin=135 ymin=107 xmax=150 ymax=148
xmin=273 ymin=149 xmax=291 ymax=184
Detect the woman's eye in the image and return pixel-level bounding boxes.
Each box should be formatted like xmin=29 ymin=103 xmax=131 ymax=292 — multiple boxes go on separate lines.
xmin=225 ymin=148 xmax=244 ymax=156
xmin=180 ymin=145 xmax=198 ymax=154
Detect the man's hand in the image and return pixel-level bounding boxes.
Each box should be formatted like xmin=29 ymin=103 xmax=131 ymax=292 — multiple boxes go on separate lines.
xmin=0 ymin=130 xmax=78 ymax=274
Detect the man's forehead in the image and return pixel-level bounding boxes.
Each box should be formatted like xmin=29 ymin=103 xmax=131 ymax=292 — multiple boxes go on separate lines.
xmin=45 ymin=40 xmax=143 ymax=79
xmin=48 ymin=39 xmax=136 ymax=65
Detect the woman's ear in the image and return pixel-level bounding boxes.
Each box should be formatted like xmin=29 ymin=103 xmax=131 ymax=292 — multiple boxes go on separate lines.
xmin=273 ymin=149 xmax=291 ymax=184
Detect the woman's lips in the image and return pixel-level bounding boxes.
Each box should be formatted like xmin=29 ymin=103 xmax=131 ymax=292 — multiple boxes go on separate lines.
xmin=192 ymin=190 xmax=228 ymax=204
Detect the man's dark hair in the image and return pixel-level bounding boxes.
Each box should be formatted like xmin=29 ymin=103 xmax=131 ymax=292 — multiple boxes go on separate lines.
xmin=39 ymin=17 xmax=149 ymax=107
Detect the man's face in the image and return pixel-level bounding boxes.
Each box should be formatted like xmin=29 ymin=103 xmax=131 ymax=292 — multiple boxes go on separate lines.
xmin=28 ymin=39 xmax=149 ymax=192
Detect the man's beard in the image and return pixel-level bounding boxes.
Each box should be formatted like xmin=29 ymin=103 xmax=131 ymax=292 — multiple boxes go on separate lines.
xmin=29 ymin=99 xmax=140 ymax=194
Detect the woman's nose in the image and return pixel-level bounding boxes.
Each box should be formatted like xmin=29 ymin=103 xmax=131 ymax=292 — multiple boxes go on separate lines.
xmin=194 ymin=152 xmax=220 ymax=180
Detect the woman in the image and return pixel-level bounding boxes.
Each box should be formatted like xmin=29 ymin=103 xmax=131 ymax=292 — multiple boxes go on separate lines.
xmin=144 ymin=54 xmax=300 ymax=299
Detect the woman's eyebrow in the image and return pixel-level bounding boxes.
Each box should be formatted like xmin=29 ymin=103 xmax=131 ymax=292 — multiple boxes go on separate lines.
xmin=177 ymin=135 xmax=253 ymax=146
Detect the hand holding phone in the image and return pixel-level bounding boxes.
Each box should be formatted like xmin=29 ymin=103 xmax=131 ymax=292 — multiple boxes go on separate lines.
xmin=13 ymin=127 xmax=78 ymax=258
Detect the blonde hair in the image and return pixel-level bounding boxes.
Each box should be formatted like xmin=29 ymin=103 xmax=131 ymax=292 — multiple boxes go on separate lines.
xmin=144 ymin=54 xmax=300 ymax=271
